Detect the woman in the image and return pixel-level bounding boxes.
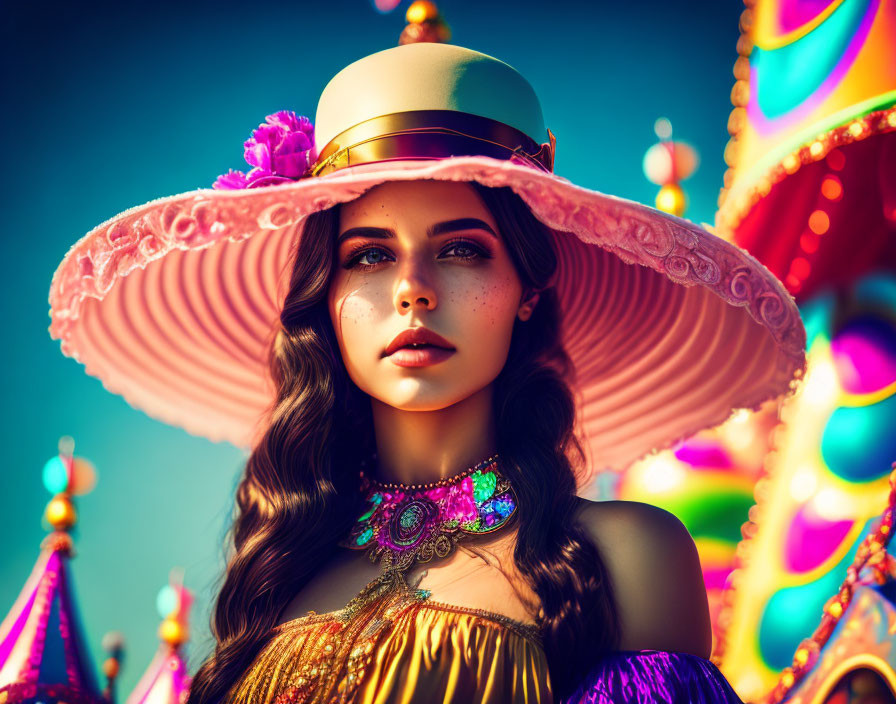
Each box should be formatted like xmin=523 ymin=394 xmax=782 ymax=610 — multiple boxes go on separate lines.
xmin=48 ymin=40 xmax=805 ymax=703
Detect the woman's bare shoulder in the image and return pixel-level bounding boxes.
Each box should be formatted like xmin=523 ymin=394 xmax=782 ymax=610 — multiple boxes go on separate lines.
xmin=573 ymin=497 xmax=713 ymax=659
xmin=573 ymin=497 xmax=690 ymax=551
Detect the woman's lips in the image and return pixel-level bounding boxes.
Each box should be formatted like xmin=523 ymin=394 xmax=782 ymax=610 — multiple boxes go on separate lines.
xmin=383 ymin=326 xmax=456 ymax=367
xmin=384 ymin=327 xmax=455 ymax=356
xmin=387 ymin=345 xmax=456 ymax=368
xmin=383 ymin=327 xmax=455 ymax=367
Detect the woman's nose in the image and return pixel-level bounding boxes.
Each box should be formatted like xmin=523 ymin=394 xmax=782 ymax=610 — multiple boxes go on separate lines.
xmin=393 ymin=267 xmax=438 ymax=313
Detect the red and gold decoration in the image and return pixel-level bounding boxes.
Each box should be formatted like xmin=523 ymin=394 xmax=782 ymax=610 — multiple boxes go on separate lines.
xmin=716 ymin=0 xmax=896 ymax=299
xmin=768 ymin=465 xmax=896 ymax=703
xmin=629 ymin=2 xmax=896 ymax=700
xmin=101 ymin=631 xmax=125 ymax=703
xmin=708 ymin=0 xmax=896 ymax=700
xmin=399 ymin=1 xmax=450 ymax=45
xmin=642 ymin=118 xmax=700 ymax=217
xmin=0 ymin=438 xmax=105 ymax=704
xmin=125 ymin=571 xmax=192 ymax=704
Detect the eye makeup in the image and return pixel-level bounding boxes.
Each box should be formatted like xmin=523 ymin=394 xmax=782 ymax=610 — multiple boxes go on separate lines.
xmin=340 ymin=236 xmax=494 ymax=271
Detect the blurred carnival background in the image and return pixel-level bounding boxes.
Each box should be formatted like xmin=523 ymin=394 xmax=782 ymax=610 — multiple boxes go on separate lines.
xmin=1 ymin=0 xmax=894 ymax=702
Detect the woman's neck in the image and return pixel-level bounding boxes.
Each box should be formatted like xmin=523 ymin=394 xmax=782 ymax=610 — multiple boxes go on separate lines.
xmin=369 ymin=385 xmax=498 ymax=486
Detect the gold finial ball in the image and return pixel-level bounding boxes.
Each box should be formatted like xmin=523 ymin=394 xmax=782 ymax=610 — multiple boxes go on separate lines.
xmin=655 ymin=183 xmax=687 ymax=217
xmin=780 ymin=669 xmax=795 ymax=689
xmin=102 ymin=657 xmax=120 ymax=679
xmin=45 ymin=495 xmax=77 ymax=530
xmin=406 ymin=0 xmax=439 ymax=24
xmin=826 ymin=599 xmax=843 ymax=618
xmin=159 ymin=617 xmax=188 ymax=646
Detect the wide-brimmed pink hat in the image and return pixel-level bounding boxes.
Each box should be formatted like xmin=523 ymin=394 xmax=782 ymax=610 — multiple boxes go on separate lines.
xmin=48 ymin=42 xmax=806 ymax=481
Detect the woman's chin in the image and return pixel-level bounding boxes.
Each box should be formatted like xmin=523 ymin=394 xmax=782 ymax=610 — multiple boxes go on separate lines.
xmin=369 ymin=383 xmax=486 ymax=413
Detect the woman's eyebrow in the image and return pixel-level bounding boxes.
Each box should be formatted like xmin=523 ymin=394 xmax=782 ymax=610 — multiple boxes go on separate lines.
xmin=336 ymin=218 xmax=497 ymax=246
xmin=429 ymin=218 xmax=498 ymax=239
xmin=336 ymin=227 xmax=392 ymax=246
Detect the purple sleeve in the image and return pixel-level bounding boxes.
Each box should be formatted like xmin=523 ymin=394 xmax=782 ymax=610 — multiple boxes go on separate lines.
xmin=561 ymin=650 xmax=745 ymax=704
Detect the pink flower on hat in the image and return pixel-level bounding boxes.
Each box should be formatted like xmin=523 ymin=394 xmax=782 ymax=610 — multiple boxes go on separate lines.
xmin=213 ymin=111 xmax=316 ymax=190
xmin=213 ymin=169 xmax=250 ymax=189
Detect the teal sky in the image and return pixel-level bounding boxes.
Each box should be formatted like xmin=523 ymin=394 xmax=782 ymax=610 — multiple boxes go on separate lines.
xmin=1 ymin=0 xmax=742 ymax=696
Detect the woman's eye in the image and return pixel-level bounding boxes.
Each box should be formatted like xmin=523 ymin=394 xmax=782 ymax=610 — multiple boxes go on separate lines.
xmin=343 ymin=239 xmax=491 ymax=270
xmin=440 ymin=240 xmax=490 ymax=261
xmin=345 ymin=247 xmax=393 ymax=269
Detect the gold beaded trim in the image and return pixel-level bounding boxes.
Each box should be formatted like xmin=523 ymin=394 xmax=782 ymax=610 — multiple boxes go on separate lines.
xmin=360 ymin=454 xmax=500 ymax=491
xmin=717 ymin=104 xmax=896 ymax=236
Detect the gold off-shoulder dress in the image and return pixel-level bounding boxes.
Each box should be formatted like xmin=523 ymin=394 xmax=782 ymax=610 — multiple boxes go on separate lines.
xmin=225 ymin=570 xmax=551 ymax=704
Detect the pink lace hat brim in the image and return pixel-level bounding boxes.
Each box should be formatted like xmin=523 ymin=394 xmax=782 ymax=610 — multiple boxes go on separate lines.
xmin=48 ymin=156 xmax=806 ymax=481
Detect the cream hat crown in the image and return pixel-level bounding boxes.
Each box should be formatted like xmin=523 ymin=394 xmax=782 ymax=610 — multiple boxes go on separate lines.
xmin=314 ymin=43 xmax=548 ymax=151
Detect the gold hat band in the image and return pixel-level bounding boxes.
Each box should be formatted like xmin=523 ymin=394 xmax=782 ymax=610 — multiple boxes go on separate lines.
xmin=311 ymin=110 xmax=555 ymax=177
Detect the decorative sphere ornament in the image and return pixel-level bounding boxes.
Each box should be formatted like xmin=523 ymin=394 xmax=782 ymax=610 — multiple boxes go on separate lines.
xmin=370 ymin=0 xmax=402 ymax=12
xmin=656 ymin=183 xmax=687 ymax=217
xmin=102 ymin=657 xmax=120 ymax=679
xmin=399 ymin=0 xmax=449 ymax=45
xmin=45 ymin=495 xmax=77 ymax=530
xmin=158 ymin=617 xmax=188 ymax=646
xmin=156 ymin=584 xmax=179 ymax=620
xmin=69 ymin=457 xmax=97 ymax=496
xmin=58 ymin=435 xmax=75 ymax=457
xmin=42 ymin=456 xmax=70 ymax=494
xmin=102 ymin=630 xmax=126 ymax=654
xmin=654 ymin=117 xmax=673 ymax=140
xmin=643 ymin=142 xmax=699 ymax=186
xmin=406 ymin=0 xmax=439 ymax=23
xmin=42 ymin=453 xmax=97 ymax=496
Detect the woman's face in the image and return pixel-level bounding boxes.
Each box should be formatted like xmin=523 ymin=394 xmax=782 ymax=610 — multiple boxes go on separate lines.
xmin=328 ymin=180 xmax=535 ymax=412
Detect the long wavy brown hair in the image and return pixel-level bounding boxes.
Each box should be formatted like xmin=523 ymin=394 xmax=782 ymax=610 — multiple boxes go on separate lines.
xmin=186 ymin=182 xmax=620 ymax=703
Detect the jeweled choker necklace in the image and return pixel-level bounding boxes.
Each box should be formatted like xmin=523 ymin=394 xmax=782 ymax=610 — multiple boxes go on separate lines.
xmin=342 ymin=454 xmax=517 ymax=572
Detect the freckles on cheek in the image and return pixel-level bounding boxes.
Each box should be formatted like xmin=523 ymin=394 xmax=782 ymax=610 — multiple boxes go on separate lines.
xmin=341 ymin=296 xmax=372 ymax=323
xmin=335 ymin=286 xmax=387 ymax=334
xmin=459 ymin=276 xmax=518 ymax=327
